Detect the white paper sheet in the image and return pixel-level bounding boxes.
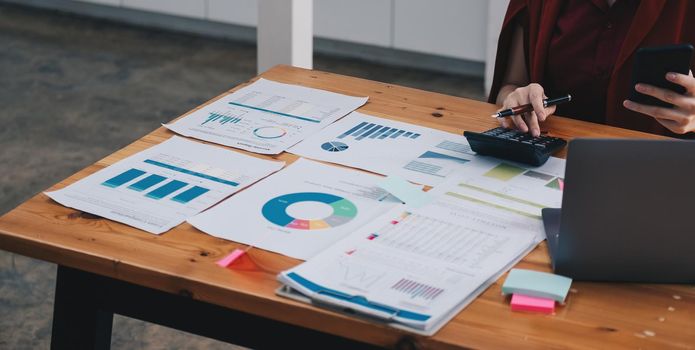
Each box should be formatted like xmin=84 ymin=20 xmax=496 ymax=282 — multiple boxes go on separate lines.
xmin=188 ymin=158 xmax=399 ymax=260
xmin=288 ymin=112 xmax=476 ymax=186
xmin=164 ymin=79 xmax=368 ymax=154
xmin=45 ymin=136 xmax=285 ymax=234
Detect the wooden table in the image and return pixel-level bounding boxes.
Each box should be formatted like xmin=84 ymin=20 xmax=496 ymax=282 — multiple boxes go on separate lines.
xmin=1 ymin=65 xmax=693 ymax=350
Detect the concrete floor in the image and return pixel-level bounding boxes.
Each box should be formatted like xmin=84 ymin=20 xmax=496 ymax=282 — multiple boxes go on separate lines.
xmin=0 ymin=3 xmax=484 ymax=349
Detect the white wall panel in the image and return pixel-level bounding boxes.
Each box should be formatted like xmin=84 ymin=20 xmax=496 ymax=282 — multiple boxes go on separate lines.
xmin=58 ymin=0 xmax=496 ymax=74
xmin=314 ymin=0 xmax=391 ymax=47
xmin=122 ymin=0 xmax=206 ymax=19
xmin=485 ymin=0 xmax=510 ymax=93
xmin=393 ymin=0 xmax=486 ymax=61
xmin=207 ymin=0 xmax=257 ymax=26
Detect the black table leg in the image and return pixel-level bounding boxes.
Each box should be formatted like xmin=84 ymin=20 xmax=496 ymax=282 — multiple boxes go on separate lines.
xmin=48 ymin=265 xmax=384 ymax=350
xmin=51 ymin=265 xmax=114 ymax=350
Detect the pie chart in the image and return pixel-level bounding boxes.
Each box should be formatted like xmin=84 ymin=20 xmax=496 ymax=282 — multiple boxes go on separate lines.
xmin=261 ymin=192 xmax=358 ymax=230
xmin=321 ymin=141 xmax=349 ymax=152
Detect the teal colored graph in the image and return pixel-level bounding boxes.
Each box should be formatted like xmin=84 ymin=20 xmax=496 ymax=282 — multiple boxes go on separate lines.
xmin=202 ymin=112 xmax=242 ymax=126
xmin=101 ymin=168 xmax=212 ymax=203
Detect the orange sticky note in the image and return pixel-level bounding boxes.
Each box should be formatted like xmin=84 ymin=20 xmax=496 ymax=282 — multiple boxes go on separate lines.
xmin=510 ymin=294 xmax=555 ymax=314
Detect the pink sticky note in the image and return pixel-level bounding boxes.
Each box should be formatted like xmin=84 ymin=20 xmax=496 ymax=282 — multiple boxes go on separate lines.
xmin=558 ymin=179 xmax=565 ymax=191
xmin=216 ymin=249 xmax=246 ymax=268
xmin=510 ymin=294 xmax=555 ymax=314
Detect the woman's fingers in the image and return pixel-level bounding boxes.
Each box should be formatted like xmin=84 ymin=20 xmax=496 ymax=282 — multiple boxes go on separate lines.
xmin=635 ymin=84 xmax=695 ymax=110
xmin=528 ymin=84 xmax=547 ymax=122
xmin=499 ymin=84 xmax=555 ymax=134
xmin=623 ymin=100 xmax=690 ymax=122
xmin=654 ymin=117 xmax=690 ymax=135
xmin=665 ymin=70 xmax=695 ymax=94
xmin=623 ymin=99 xmax=695 ymax=134
xmin=505 ymin=92 xmax=529 ymax=132
xmin=512 ymin=113 xmax=529 ymax=132
xmin=525 ymin=111 xmax=541 ymax=137
xmin=500 ymin=117 xmax=511 ymax=128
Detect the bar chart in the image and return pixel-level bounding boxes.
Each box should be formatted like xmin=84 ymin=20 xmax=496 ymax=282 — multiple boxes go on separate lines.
xmin=127 ymin=174 xmax=166 ymax=191
xmin=145 ymin=180 xmax=188 ymax=200
xmin=336 ymin=121 xmax=421 ymax=141
xmin=172 ymin=186 xmax=210 ymax=203
xmin=100 ymin=154 xmax=243 ymax=204
xmin=102 ymin=169 xmax=211 ymax=204
xmin=201 ymin=111 xmax=244 ymax=126
xmin=102 ymin=169 xmax=146 ymax=188
xmin=391 ymin=278 xmax=444 ymax=301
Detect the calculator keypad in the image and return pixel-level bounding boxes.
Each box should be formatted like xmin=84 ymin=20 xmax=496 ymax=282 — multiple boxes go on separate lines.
xmin=464 ymin=127 xmax=567 ymax=166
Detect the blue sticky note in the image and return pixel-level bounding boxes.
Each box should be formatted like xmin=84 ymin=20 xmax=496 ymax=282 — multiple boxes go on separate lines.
xmin=502 ymin=269 xmax=572 ymax=303
xmin=377 ymin=176 xmax=432 ymax=208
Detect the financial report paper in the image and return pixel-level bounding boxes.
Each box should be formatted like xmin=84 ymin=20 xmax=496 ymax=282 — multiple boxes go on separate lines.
xmin=164 ymin=79 xmax=368 ymax=154
xmin=45 ymin=136 xmax=285 ymax=234
xmin=188 ymin=158 xmax=399 ymax=260
xmin=288 ymin=112 xmax=476 ymax=186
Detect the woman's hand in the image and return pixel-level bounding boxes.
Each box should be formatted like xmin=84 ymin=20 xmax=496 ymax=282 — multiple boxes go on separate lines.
xmin=497 ymin=83 xmax=557 ymax=137
xmin=623 ymin=71 xmax=695 ymax=134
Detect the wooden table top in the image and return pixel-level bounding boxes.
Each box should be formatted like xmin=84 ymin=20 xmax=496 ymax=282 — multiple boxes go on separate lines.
xmin=1 ymin=65 xmax=693 ymax=349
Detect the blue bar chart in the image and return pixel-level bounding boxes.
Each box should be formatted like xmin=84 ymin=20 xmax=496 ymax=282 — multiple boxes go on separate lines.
xmin=202 ymin=112 xmax=243 ymax=126
xmin=101 ymin=168 xmax=211 ymax=203
xmin=172 ymin=186 xmax=210 ymax=204
xmin=127 ymin=174 xmax=166 ymax=191
xmin=102 ymin=169 xmax=146 ymax=188
xmin=145 ymin=180 xmax=188 ymax=200
xmin=337 ymin=122 xmax=421 ymax=141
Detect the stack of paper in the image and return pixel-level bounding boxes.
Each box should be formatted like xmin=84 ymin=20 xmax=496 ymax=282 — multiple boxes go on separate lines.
xmin=276 ymin=156 xmax=566 ymax=334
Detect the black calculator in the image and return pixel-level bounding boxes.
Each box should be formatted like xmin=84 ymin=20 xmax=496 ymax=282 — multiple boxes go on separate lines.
xmin=463 ymin=127 xmax=567 ymax=166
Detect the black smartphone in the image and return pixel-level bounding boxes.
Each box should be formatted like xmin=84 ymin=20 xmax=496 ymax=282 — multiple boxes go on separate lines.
xmin=628 ymin=44 xmax=693 ymax=108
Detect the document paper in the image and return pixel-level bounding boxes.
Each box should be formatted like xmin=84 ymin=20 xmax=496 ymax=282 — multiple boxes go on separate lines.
xmin=278 ymin=186 xmax=542 ymax=334
xmin=434 ymin=156 xmax=565 ymax=220
xmin=45 ymin=136 xmax=285 ymax=234
xmin=288 ymin=112 xmax=476 ymax=186
xmin=188 ymin=158 xmax=399 ymax=260
xmin=164 ymin=79 xmax=368 ymax=154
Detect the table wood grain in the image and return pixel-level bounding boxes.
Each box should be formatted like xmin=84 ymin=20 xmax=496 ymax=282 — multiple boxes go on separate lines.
xmin=0 ymin=65 xmax=693 ymax=349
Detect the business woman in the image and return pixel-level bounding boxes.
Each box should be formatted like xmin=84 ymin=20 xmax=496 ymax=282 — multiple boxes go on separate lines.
xmin=489 ymin=0 xmax=695 ymax=137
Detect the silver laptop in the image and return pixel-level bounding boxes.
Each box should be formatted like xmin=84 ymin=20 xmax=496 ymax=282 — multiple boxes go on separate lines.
xmin=542 ymin=139 xmax=695 ymax=283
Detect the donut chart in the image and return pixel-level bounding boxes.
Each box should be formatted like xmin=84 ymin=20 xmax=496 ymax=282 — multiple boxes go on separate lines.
xmin=253 ymin=126 xmax=287 ymax=139
xmin=261 ymin=192 xmax=358 ymax=230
